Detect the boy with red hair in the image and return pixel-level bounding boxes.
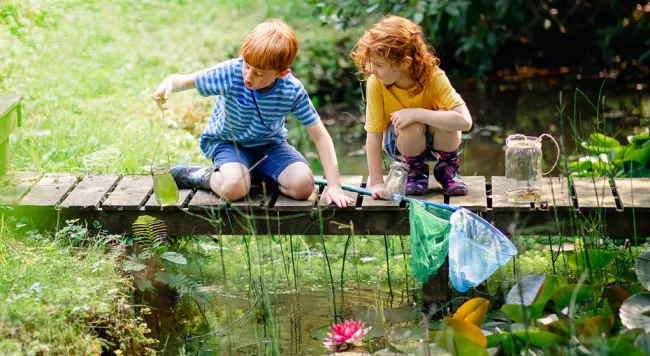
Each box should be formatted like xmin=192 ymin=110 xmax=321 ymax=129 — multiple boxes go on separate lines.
xmin=152 ymin=19 xmax=353 ymax=207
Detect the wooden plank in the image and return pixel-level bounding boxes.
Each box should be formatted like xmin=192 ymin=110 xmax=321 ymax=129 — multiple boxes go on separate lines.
xmin=449 ymin=176 xmax=486 ymax=211
xmin=60 ymin=174 xmax=120 ymax=210
xmin=0 ymin=93 xmax=22 ymax=120
xmin=231 ymin=181 xmax=275 ymax=210
xmin=19 ymin=173 xmax=78 ymax=207
xmin=361 ymin=175 xmax=401 ymax=211
xmin=0 ymin=172 xmax=41 ymax=204
xmin=614 ymin=178 xmax=650 ymax=211
xmin=537 ymin=176 xmax=572 ymax=210
xmin=490 ymin=176 xmax=532 ymax=211
xmin=187 ymin=189 xmax=228 ymax=211
xmin=102 ymin=175 xmax=152 ymax=211
xmin=145 ymin=189 xmax=193 ymax=211
xmin=573 ymin=177 xmax=617 ymax=210
xmin=319 ymin=175 xmax=362 ymax=210
xmin=274 ymin=176 xmax=321 ymax=211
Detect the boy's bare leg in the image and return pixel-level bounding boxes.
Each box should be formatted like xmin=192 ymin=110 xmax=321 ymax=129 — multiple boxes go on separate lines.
xmin=210 ymin=162 xmax=251 ymax=201
xmin=277 ymin=162 xmax=315 ymax=200
xmin=396 ymin=122 xmax=427 ymax=156
xmin=428 ymin=126 xmax=462 ymax=152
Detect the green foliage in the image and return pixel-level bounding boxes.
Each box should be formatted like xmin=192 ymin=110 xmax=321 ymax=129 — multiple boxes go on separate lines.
xmin=569 ymin=128 xmax=650 ymax=178
xmin=123 ymin=216 xmax=208 ymax=306
xmin=0 ymin=228 xmax=156 ymax=354
xmin=309 ymin=0 xmax=650 ymax=76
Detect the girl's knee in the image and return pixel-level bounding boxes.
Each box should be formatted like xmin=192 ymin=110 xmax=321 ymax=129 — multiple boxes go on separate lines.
xmin=398 ymin=122 xmax=426 ymax=137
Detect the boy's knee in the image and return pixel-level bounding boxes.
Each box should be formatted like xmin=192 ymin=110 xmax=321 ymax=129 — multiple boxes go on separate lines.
xmin=290 ymin=176 xmax=315 ymax=200
xmin=219 ymin=179 xmax=250 ymax=201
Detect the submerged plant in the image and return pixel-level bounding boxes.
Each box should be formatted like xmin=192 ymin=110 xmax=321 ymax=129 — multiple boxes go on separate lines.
xmin=323 ymin=320 xmax=371 ymax=352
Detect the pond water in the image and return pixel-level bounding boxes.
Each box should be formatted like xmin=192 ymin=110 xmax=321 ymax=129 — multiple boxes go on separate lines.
xmin=144 ymin=77 xmax=648 ymax=355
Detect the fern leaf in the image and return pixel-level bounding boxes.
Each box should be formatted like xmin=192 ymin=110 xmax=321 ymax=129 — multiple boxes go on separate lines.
xmin=132 ymin=215 xmax=167 ymax=248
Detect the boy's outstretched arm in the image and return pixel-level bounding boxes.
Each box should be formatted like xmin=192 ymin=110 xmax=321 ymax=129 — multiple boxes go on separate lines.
xmin=151 ymin=74 xmax=197 ymax=110
xmin=306 ymin=122 xmax=356 ymax=208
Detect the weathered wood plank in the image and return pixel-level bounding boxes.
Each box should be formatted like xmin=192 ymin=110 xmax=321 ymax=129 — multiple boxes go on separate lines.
xmin=490 ymin=176 xmax=532 ymax=210
xmin=537 ymin=176 xmax=572 ymax=210
xmin=232 ymin=182 xmax=276 ymax=210
xmin=449 ymin=176 xmax=486 ymax=211
xmin=0 ymin=93 xmax=22 ymax=120
xmin=19 ymin=173 xmax=78 ymax=207
xmin=145 ymin=189 xmax=194 ymax=211
xmin=187 ymin=189 xmax=228 ymax=211
xmin=102 ymin=175 xmax=152 ymax=211
xmin=614 ymin=178 xmax=650 ymax=211
xmin=60 ymin=174 xmax=120 ymax=210
xmin=274 ymin=176 xmax=321 ymax=211
xmin=361 ymin=175 xmax=401 ymax=210
xmin=0 ymin=172 xmax=41 ymax=204
xmin=318 ymin=175 xmax=362 ymax=210
xmin=573 ymin=177 xmax=617 ymax=210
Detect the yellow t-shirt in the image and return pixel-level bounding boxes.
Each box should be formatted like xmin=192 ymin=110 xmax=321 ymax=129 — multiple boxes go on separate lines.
xmin=364 ymin=67 xmax=465 ymax=134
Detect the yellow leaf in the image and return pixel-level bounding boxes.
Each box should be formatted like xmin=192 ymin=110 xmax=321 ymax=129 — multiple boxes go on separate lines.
xmin=578 ymin=316 xmax=614 ymax=347
xmin=442 ymin=318 xmax=488 ymax=348
xmin=453 ymin=297 xmax=490 ymax=327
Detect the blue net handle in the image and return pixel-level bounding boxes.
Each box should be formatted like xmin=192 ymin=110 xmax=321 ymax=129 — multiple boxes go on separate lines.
xmin=313 ymin=178 xmax=458 ymax=212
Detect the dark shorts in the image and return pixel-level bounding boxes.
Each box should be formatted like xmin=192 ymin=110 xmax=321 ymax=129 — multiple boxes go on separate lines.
xmin=383 ymin=123 xmax=439 ymax=161
xmin=211 ymin=141 xmax=309 ymax=182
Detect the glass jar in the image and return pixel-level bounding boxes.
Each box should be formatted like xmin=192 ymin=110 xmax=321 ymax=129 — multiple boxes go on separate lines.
xmin=382 ymin=161 xmax=409 ymax=201
xmin=505 ymin=134 xmax=559 ymax=203
xmin=152 ymin=165 xmax=179 ymax=206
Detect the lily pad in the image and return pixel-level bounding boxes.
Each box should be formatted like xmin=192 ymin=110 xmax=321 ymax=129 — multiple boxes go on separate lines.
xmin=620 ymin=293 xmax=650 ymax=332
xmin=566 ymin=249 xmax=618 ymax=275
xmin=636 ymin=252 xmax=650 ymax=290
xmin=549 ymin=284 xmax=594 ymax=310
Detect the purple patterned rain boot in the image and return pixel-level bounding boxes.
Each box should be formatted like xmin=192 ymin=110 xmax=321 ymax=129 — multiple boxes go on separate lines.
xmin=433 ymin=150 xmax=468 ymax=196
xmin=404 ymin=156 xmax=429 ymax=195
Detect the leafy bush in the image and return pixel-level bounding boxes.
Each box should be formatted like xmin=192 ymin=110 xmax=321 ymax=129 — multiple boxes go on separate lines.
xmin=309 ymin=0 xmax=650 ymax=76
xmin=569 ymin=129 xmax=650 ymax=177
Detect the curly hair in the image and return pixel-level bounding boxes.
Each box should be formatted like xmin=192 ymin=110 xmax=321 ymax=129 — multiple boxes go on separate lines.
xmin=351 ymin=15 xmax=440 ymax=96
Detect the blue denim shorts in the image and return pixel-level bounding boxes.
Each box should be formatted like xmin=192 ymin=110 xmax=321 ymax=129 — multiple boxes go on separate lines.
xmin=211 ymin=141 xmax=309 ymax=182
xmin=383 ymin=123 xmax=439 ymax=161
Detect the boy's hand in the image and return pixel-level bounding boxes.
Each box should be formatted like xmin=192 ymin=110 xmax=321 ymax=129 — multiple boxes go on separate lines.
xmin=325 ymin=186 xmax=356 ymax=208
xmin=151 ymin=78 xmax=173 ymax=110
xmin=369 ymin=183 xmax=384 ymax=200
xmin=391 ymin=108 xmax=420 ymax=131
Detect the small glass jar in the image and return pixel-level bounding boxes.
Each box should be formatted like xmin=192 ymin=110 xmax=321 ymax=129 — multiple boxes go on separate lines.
xmin=382 ymin=161 xmax=409 ymax=201
xmin=505 ymin=134 xmax=558 ymax=203
xmin=151 ymin=165 xmax=179 ymax=206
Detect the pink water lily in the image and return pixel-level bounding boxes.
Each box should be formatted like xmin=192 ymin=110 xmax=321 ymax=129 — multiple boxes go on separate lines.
xmin=323 ymin=320 xmax=371 ymax=352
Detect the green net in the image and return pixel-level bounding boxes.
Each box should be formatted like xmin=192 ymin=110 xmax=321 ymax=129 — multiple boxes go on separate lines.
xmin=408 ymin=200 xmax=452 ymax=283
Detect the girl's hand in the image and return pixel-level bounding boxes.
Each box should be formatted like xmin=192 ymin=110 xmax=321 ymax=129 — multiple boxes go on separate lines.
xmin=369 ymin=183 xmax=384 ymax=199
xmin=391 ymin=108 xmax=420 ymax=131
xmin=325 ymin=186 xmax=356 ymax=208
xmin=151 ymin=78 xmax=173 ymax=111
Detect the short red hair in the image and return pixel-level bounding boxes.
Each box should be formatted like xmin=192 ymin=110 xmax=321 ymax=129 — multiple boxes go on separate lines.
xmin=351 ymin=15 xmax=440 ymax=95
xmin=240 ymin=19 xmax=298 ymax=71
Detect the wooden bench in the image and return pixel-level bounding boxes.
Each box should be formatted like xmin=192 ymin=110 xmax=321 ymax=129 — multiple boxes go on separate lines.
xmin=0 ymin=93 xmax=23 ymax=175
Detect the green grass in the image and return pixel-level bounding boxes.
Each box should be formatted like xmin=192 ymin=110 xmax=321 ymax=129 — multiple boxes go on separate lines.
xmin=0 ymin=224 xmax=155 ymax=354
xmin=1 ymin=0 xmax=350 ymax=174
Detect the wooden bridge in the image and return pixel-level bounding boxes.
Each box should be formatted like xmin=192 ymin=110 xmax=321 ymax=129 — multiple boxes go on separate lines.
xmin=1 ymin=172 xmax=648 ymax=238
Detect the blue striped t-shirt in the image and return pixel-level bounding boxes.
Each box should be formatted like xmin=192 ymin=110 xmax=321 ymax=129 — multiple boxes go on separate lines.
xmin=194 ymin=57 xmax=320 ymax=159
